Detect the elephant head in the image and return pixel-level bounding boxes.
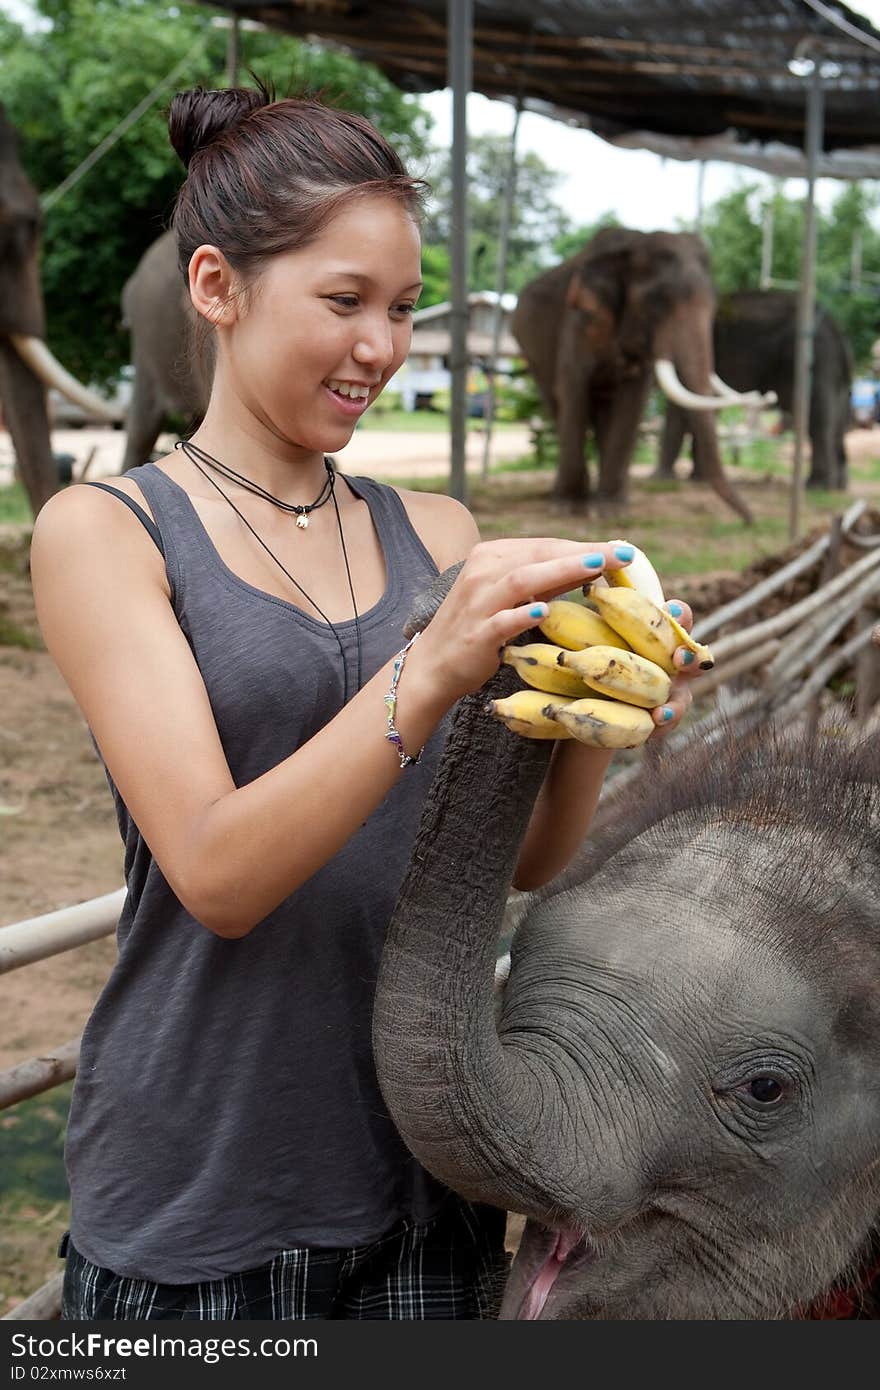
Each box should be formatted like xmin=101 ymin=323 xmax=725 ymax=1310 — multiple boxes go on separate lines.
xmin=374 ymin=587 xmax=880 ymax=1318
xmin=512 ymin=228 xmax=756 ymax=523
xmin=0 ymin=106 xmax=118 ymax=515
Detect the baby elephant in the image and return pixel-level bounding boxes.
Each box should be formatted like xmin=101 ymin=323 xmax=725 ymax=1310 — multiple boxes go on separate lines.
xmin=374 ymin=645 xmax=880 ymax=1319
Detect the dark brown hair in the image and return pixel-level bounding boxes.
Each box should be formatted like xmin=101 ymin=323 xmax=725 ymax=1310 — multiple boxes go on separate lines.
xmin=168 ymin=80 xmax=427 ymax=281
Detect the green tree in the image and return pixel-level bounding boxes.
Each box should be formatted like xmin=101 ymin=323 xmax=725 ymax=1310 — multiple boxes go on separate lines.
xmin=0 ymin=0 xmax=432 ymax=385
xmin=551 ymin=213 xmax=622 ymax=263
xmin=424 ymin=132 xmax=570 ymax=294
xmin=700 ymin=179 xmax=880 ymax=367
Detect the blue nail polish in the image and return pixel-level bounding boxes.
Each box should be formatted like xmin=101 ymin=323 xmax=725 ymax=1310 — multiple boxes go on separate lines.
xmin=583 ymin=553 xmax=604 ymax=569
xmin=681 ymin=649 xmax=695 ymax=666
xmin=667 ymin=601 xmax=684 ymax=618
xmin=614 ymin=544 xmax=635 ymax=562
xmin=529 ymin=604 xmax=546 ymax=619
xmin=662 ymin=706 xmax=674 ymax=722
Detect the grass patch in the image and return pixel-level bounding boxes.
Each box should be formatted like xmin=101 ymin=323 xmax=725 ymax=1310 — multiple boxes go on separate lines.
xmin=0 ymin=1084 xmax=72 ymax=1308
xmin=0 ymin=610 xmax=42 ymax=650
xmin=0 ymin=483 xmax=32 ymax=526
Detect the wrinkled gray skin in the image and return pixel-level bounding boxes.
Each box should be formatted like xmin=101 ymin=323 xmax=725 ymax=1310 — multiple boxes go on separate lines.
xmin=119 ymin=229 xmax=209 ymax=471
xmin=660 ymin=289 xmax=853 ymax=491
xmin=374 ymin=570 xmax=880 ymax=1319
xmin=511 ymin=227 xmax=751 ymax=522
xmin=0 ymin=106 xmax=58 ymax=515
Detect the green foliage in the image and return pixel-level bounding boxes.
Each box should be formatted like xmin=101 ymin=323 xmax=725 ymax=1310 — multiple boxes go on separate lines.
xmin=418 ymin=241 xmax=450 ymax=308
xmin=424 ymin=132 xmax=570 ymax=295
xmin=700 ymin=179 xmax=880 ymax=367
xmin=0 ymin=0 xmax=432 ymax=386
xmin=551 ymin=212 xmax=622 ymax=263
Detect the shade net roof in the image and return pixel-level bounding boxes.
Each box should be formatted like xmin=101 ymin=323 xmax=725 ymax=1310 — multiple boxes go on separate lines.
xmin=212 ymin=0 xmax=880 ymax=166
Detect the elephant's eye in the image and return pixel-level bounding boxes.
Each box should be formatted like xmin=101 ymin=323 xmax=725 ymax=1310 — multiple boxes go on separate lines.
xmin=748 ymin=1075 xmax=784 ymax=1105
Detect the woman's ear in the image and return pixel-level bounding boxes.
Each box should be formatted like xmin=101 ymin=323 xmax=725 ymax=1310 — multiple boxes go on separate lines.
xmin=187 ymin=244 xmax=242 ymax=327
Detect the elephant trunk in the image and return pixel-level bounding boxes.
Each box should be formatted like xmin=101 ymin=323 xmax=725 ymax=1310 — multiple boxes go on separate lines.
xmin=0 ymin=338 xmax=59 ymax=514
xmin=671 ymin=339 xmax=754 ymax=525
xmin=373 ymin=660 xmax=561 ymax=1213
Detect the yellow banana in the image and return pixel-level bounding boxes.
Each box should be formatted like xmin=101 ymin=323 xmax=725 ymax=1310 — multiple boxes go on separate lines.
xmin=603 ymin=543 xmax=714 ymax=669
xmin=485 ymin=690 xmax=574 ymax=739
xmin=559 ymin=645 xmax=671 ymax=709
xmin=502 ymin=644 xmax=594 ymax=699
xmin=590 ymin=586 xmax=714 ymax=675
xmin=538 ymin=599 xmax=631 ymax=652
xmin=551 ymin=697 xmax=655 ymax=749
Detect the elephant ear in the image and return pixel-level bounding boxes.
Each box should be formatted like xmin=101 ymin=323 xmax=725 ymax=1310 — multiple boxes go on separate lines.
xmin=565 ymin=274 xmax=617 ymax=354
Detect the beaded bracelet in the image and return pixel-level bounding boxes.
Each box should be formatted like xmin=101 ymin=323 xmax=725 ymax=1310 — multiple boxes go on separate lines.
xmin=385 ymin=632 xmax=424 ymax=770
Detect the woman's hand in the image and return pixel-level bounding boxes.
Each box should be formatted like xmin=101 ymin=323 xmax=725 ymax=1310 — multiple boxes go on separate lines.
xmin=412 ymin=538 xmax=638 ymax=709
xmin=649 ymin=598 xmax=701 ymax=736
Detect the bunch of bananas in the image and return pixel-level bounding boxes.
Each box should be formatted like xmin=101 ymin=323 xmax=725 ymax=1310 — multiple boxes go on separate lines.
xmin=486 ymin=543 xmax=713 ymax=750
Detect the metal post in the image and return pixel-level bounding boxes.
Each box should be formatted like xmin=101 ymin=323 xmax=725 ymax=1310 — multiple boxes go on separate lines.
xmin=760 ymin=198 xmax=775 ymax=288
xmin=694 ymin=160 xmax=706 ymax=231
xmin=790 ymin=62 xmax=824 ymax=543
xmin=481 ymin=97 xmax=522 ymax=481
xmin=448 ymin=0 xmax=472 ymax=504
xmin=226 ymin=11 xmax=241 ymax=88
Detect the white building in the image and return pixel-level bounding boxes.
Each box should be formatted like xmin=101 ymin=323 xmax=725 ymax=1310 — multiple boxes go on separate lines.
xmin=389 ymin=291 xmax=521 ymax=411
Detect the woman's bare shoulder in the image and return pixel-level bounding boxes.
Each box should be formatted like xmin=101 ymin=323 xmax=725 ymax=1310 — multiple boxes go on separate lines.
xmin=390 ymin=485 xmax=480 ymax=571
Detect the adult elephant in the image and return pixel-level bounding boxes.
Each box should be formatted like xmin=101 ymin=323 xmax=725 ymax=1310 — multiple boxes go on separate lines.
xmin=659 ymin=290 xmax=853 ymax=490
xmin=373 ymin=576 xmax=880 ymax=1319
xmin=512 ymin=228 xmax=764 ymax=524
xmin=0 ymin=106 xmax=117 ymax=515
xmin=119 ymin=229 xmax=209 ymax=473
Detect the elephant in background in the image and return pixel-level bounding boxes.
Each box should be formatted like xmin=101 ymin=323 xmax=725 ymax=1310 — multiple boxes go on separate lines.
xmin=372 ymin=572 xmax=880 ymax=1319
xmin=119 ymin=229 xmax=209 ymax=473
xmin=512 ymin=228 xmax=765 ymax=524
xmin=659 ymin=290 xmax=853 ymax=490
xmin=0 ymin=106 xmax=117 ymax=515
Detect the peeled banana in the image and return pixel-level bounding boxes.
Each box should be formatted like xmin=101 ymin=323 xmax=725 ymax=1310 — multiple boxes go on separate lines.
xmin=485 ymin=690 xmax=574 ymax=739
xmin=559 ymin=645 xmax=672 ymax=709
xmin=502 ymin=644 xmax=594 ymax=699
xmin=538 ymin=599 xmax=631 ymax=653
xmin=603 ymin=542 xmax=714 ymax=670
xmin=551 ymin=698 xmax=655 ymax=749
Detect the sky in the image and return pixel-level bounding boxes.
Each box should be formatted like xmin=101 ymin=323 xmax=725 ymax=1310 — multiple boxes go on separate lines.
xmin=4 ymin=0 xmax=880 ymax=232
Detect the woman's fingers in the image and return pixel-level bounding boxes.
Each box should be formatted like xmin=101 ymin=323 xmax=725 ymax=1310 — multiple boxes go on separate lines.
xmin=490 ymin=542 xmax=635 ymax=613
xmin=664 ymin=598 xmax=693 ymax=631
xmin=650 ymin=675 xmax=693 ymax=734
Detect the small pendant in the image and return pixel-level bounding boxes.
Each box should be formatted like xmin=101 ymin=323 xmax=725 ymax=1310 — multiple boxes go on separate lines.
xmin=296 ymin=512 xmax=309 ymax=530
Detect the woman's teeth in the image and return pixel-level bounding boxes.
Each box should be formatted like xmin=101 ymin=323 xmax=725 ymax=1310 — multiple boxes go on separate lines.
xmin=326 ymin=380 xmax=370 ymax=399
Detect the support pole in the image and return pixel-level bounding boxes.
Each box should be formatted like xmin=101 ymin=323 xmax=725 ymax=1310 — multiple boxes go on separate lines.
xmin=226 ymin=11 xmax=241 ymax=88
xmin=481 ymin=97 xmax=523 ymax=481
xmin=760 ymin=197 xmax=775 ymax=288
xmin=790 ymin=62 xmax=824 ymax=543
xmin=448 ymin=0 xmax=472 ymax=504
xmin=694 ymin=160 xmax=706 ymax=231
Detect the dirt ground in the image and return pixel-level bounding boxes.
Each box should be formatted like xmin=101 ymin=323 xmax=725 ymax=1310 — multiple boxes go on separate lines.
xmin=2 ymin=424 xmax=880 ymax=1308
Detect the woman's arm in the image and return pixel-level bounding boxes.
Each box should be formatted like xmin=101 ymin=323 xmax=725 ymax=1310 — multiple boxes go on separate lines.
xmin=30 ymin=485 xmax=631 ymax=939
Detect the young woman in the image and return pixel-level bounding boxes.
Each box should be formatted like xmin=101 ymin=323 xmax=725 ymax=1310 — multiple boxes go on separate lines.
xmin=30 ymin=85 xmax=698 ymax=1320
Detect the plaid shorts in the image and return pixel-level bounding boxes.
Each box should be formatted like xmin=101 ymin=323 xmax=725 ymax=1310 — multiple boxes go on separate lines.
xmin=60 ymin=1196 xmax=509 ymax=1321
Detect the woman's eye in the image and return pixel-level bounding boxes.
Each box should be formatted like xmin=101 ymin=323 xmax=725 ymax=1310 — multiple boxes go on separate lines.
xmin=329 ymin=295 xmax=359 ymax=309
xmin=393 ymin=303 xmax=416 ymax=316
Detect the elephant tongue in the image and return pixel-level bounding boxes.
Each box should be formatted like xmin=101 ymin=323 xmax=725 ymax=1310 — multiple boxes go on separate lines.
xmin=517 ymin=1229 xmax=583 ymax=1320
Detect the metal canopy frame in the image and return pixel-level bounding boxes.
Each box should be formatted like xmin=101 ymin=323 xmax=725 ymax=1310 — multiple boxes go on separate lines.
xmin=205 ymin=1 xmax=880 ymax=528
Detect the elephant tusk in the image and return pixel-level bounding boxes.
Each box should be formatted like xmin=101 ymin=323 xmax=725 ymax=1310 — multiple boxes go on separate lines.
xmin=10 ymin=335 xmax=122 ymax=423
xmin=655 ymin=359 xmax=728 ymax=412
xmin=710 ymin=372 xmax=778 ymax=408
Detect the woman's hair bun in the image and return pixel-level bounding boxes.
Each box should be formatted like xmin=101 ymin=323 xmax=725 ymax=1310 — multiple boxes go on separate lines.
xmin=168 ymin=81 xmax=275 ymax=169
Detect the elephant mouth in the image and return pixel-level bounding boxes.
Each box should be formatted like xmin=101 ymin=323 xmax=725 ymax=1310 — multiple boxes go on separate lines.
xmin=513 ymin=1226 xmax=597 ymax=1319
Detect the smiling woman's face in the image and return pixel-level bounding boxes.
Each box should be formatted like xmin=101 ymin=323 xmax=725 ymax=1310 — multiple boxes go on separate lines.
xmin=215 ymin=194 xmax=422 ymax=453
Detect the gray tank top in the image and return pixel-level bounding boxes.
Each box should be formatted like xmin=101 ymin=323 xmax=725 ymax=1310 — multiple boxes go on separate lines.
xmin=65 ymin=462 xmax=450 ymax=1282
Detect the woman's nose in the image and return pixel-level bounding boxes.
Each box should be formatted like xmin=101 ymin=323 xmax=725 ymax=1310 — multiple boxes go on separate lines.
xmin=352 ymin=317 xmax=395 ymax=371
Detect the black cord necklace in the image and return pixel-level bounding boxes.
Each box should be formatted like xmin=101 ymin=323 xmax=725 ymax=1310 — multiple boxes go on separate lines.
xmin=178 ymin=438 xmax=335 ymax=530
xmin=175 ymin=439 xmax=363 ymax=702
